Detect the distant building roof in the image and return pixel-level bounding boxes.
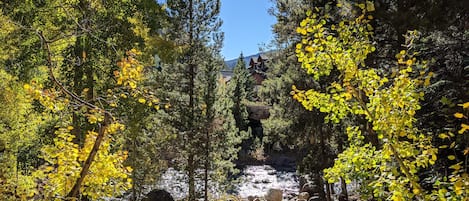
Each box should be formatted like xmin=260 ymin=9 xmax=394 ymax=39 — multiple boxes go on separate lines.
xmin=220 ymin=70 xmax=233 ymax=82
xmin=258 ymin=54 xmax=270 ymax=61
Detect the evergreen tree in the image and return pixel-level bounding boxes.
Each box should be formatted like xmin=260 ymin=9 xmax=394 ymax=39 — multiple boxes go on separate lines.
xmin=164 ymin=0 xmax=224 ymax=200
xmin=212 ymin=76 xmax=246 ymax=190
xmin=229 ymin=53 xmax=254 ymax=132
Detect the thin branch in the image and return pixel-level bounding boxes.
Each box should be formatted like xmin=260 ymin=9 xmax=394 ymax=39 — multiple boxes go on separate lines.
xmin=36 ymin=30 xmax=110 ymax=116
xmin=37 ymin=30 xmax=113 ymax=199
xmin=351 ymin=85 xmax=425 ymax=200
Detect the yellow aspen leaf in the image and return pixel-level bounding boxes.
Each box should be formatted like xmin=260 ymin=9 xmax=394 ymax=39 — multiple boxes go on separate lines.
xmin=406 ymin=59 xmax=413 ymax=66
xmin=438 ymin=133 xmax=449 ymax=139
xmin=450 ymin=141 xmax=456 ymax=149
xmin=412 ymin=188 xmax=420 ymax=195
xmin=138 ymin=98 xmax=146 ymax=104
xmin=419 ymin=91 xmax=425 ymax=97
xmin=429 ymin=155 xmax=436 ymax=165
xmin=454 ymin=180 xmax=463 ymax=195
xmin=44 ymin=166 xmax=54 ymax=172
xmin=459 ymin=102 xmax=469 ymax=109
xmin=358 ymin=3 xmax=365 ymax=10
xmin=67 ymin=126 xmax=74 ymax=130
xmin=366 ymin=1 xmax=375 ymax=11
xmin=300 ymin=20 xmax=307 ymax=27
xmin=464 ymin=147 xmax=469 ymax=155
xmin=458 ymin=123 xmax=469 ymax=134
xmin=448 ymin=155 xmax=456 ymax=160
xmin=344 ymin=92 xmax=352 ymax=100
xmin=296 ymin=27 xmax=304 ymax=34
xmin=129 ymin=81 xmax=137 ymax=89
xmin=454 ymin=112 xmax=464 ymax=118
xmin=423 ymin=78 xmax=431 ymax=86
xmin=88 ymin=115 xmax=98 ymax=124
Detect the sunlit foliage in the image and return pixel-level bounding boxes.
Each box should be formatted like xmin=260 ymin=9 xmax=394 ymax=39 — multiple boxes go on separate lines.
xmin=292 ymin=2 xmax=441 ymax=200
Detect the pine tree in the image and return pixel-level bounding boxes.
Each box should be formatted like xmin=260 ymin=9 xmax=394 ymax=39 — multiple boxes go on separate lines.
xmin=229 ymin=53 xmax=254 ymax=132
xmin=212 ymin=76 xmax=246 ymax=190
xmin=165 ymin=0 xmax=223 ymax=200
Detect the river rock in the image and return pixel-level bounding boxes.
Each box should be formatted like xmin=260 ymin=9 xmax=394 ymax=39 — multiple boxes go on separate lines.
xmin=298 ymin=192 xmax=309 ymax=200
xmin=142 ymin=189 xmax=174 ymax=201
xmin=301 ymin=183 xmax=319 ymax=194
xmin=248 ymin=195 xmax=260 ymax=201
xmin=308 ymin=196 xmax=321 ymax=201
xmin=265 ymin=188 xmax=283 ymax=201
xmin=262 ymin=179 xmax=271 ymax=184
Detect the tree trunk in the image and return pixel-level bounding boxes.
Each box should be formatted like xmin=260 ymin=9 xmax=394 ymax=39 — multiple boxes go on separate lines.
xmin=317 ymin=123 xmax=327 ymax=200
xmin=204 ymin=130 xmax=210 ymax=201
xmin=188 ymin=154 xmax=195 ymax=201
xmin=325 ymin=182 xmax=332 ymax=201
xmin=314 ymin=171 xmax=326 ymax=200
xmin=337 ymin=129 xmax=348 ymax=200
xmin=67 ymin=113 xmax=110 ymax=199
xmin=187 ymin=0 xmax=196 ymax=199
xmin=340 ymin=177 xmax=348 ymax=201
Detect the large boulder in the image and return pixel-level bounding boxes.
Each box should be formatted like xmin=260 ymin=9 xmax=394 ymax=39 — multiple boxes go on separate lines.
xmin=265 ymin=188 xmax=283 ymax=201
xmin=142 ymin=189 xmax=174 ymax=201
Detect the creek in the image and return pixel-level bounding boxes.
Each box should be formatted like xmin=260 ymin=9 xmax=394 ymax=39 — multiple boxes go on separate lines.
xmin=156 ymin=164 xmax=299 ymax=200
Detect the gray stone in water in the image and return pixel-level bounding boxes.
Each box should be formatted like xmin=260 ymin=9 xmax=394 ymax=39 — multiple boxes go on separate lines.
xmin=265 ymin=188 xmax=283 ymax=201
xmin=308 ymin=196 xmax=321 ymax=201
xmin=301 ymin=183 xmax=319 ymax=195
xmin=298 ymin=175 xmax=312 ymax=191
xmin=262 ymin=179 xmax=271 ymax=184
xmin=142 ymin=189 xmax=174 ymax=201
xmin=298 ymin=192 xmax=310 ymax=200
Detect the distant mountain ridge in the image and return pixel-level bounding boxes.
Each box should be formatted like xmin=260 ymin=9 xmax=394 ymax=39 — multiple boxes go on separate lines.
xmin=224 ymin=52 xmax=265 ymax=70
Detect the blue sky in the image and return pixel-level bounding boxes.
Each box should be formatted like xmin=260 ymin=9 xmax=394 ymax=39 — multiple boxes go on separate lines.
xmin=220 ymin=0 xmax=276 ymax=60
xmin=157 ymin=0 xmax=276 ymax=60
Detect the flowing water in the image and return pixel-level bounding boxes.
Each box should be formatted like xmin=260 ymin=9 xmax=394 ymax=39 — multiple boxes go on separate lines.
xmin=155 ymin=164 xmax=299 ymax=200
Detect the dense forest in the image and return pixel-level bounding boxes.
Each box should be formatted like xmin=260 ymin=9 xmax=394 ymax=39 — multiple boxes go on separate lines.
xmin=0 ymin=0 xmax=468 ymax=201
